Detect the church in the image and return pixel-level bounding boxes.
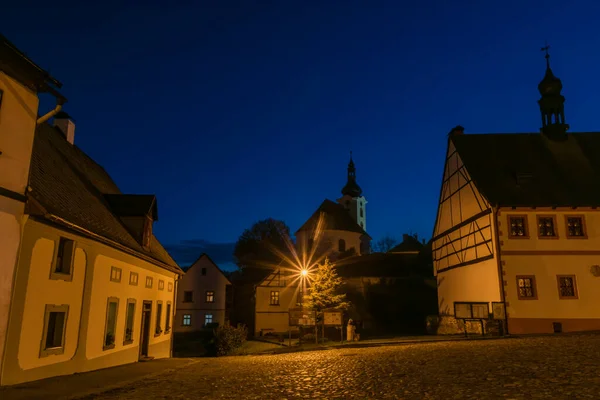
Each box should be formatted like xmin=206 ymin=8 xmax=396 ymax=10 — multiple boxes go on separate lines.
xmin=253 ymin=155 xmax=436 ymax=337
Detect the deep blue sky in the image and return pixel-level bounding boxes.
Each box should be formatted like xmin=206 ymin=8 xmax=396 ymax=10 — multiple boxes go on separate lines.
xmin=4 ymin=1 xmax=600 ymax=269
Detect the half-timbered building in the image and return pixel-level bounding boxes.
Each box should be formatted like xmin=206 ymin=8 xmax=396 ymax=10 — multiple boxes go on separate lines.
xmin=432 ymin=49 xmax=600 ymax=335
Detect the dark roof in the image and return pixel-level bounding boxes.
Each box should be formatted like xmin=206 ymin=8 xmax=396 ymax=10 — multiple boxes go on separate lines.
xmin=105 ymin=194 xmax=158 ymax=221
xmin=186 ymin=253 xmax=232 ymax=284
xmin=388 ymin=235 xmax=424 ymax=253
xmin=0 ymin=34 xmax=64 ymax=97
xmin=29 ymin=123 xmax=181 ymax=274
xmin=335 ymin=253 xmax=418 ymax=278
xmin=452 ymin=132 xmax=600 ymax=207
xmin=296 ymin=199 xmax=370 ymax=238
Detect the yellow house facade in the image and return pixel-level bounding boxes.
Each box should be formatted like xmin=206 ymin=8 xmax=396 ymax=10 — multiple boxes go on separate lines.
xmin=254 ymin=269 xmax=302 ymax=336
xmin=0 ymin=36 xmax=183 ymax=386
xmin=432 ymin=51 xmax=600 ymax=335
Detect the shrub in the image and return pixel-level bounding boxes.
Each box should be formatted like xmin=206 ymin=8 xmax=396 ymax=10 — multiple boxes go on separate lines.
xmin=214 ymin=324 xmax=247 ymax=356
xmin=302 ymin=333 xmax=317 ymax=344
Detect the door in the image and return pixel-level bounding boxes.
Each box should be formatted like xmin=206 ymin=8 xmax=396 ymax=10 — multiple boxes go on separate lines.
xmin=139 ymin=301 xmax=152 ymax=359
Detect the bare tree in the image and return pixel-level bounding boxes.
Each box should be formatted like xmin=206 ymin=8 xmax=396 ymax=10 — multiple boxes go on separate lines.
xmin=371 ymin=234 xmax=398 ymax=253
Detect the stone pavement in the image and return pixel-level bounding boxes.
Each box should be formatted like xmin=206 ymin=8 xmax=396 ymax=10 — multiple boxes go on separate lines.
xmin=3 ymin=334 xmax=600 ymax=399
xmin=0 ymin=358 xmax=200 ymax=400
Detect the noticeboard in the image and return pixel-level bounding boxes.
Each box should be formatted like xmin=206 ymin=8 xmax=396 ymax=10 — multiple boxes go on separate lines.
xmin=454 ymin=303 xmax=472 ymax=319
xmin=491 ymin=302 xmax=506 ymax=320
xmin=323 ymin=311 xmax=342 ymax=326
xmin=289 ymin=308 xmax=316 ymax=327
xmin=454 ymin=302 xmax=489 ymax=320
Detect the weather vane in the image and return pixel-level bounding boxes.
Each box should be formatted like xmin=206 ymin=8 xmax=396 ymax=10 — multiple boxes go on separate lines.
xmin=541 ymin=42 xmax=551 ymax=67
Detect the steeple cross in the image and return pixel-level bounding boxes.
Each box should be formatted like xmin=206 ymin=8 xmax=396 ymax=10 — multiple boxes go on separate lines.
xmin=541 ymin=43 xmax=551 ymax=68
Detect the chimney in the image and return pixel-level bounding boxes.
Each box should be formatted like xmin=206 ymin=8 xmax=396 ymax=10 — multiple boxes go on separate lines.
xmin=448 ymin=125 xmax=465 ymax=137
xmin=402 ymin=234 xmax=409 ymax=242
xmin=53 ymin=111 xmax=75 ymax=145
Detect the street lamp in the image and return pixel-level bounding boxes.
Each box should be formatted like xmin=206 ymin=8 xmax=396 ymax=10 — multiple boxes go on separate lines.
xmin=301 ymin=269 xmax=308 ymax=277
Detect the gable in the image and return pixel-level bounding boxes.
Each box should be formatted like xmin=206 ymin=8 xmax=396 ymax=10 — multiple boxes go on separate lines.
xmin=186 ymin=253 xmax=232 ymax=285
xmin=296 ymin=199 xmax=370 ymax=238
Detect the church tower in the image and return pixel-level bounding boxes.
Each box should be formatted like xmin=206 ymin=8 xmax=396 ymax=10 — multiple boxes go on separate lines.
xmin=337 ymin=152 xmax=367 ymax=231
xmin=538 ymin=45 xmax=569 ymax=141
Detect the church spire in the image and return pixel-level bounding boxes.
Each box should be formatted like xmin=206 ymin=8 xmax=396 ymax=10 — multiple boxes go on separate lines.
xmin=341 ymin=152 xmax=362 ymax=197
xmin=537 ymin=44 xmax=569 ymax=140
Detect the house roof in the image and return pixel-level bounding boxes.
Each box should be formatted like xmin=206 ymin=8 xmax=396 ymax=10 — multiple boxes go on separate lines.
xmin=0 ymin=34 xmax=64 ymax=98
xmin=388 ymin=235 xmax=424 ymax=253
xmin=28 ymin=123 xmax=182 ymax=274
xmin=452 ymin=132 xmax=600 ymax=207
xmin=104 ymin=194 xmax=158 ymax=221
xmin=185 ymin=253 xmax=232 ymax=285
xmin=296 ymin=199 xmax=370 ymax=238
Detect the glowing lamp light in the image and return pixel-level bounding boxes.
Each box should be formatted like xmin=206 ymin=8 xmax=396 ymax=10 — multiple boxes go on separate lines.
xmin=301 ymin=269 xmax=308 ymax=277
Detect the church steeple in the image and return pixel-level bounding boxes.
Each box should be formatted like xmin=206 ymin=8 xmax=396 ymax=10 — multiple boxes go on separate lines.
xmin=341 ymin=152 xmax=362 ymax=197
xmin=538 ymin=44 xmax=569 ymax=140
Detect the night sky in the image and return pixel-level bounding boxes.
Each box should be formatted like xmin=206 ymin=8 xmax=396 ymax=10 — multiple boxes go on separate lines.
xmin=4 ymin=1 xmax=600 ymax=269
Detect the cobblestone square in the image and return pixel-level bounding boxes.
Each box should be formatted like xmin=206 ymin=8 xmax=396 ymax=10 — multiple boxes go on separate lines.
xmin=81 ymin=334 xmax=600 ymax=399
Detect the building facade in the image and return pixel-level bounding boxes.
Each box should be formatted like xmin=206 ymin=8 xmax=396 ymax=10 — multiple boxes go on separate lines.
xmin=175 ymin=254 xmax=232 ymax=332
xmin=0 ymin=36 xmax=182 ymax=386
xmin=432 ymin=49 xmax=600 ymax=335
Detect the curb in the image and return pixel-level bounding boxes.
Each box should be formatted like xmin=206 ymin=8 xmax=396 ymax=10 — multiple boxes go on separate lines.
xmin=67 ymin=358 xmax=203 ymax=400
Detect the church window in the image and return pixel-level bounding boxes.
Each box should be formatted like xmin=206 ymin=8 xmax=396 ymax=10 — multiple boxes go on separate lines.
xmin=360 ymin=208 xmax=363 ymax=217
xmin=338 ymin=239 xmax=346 ymax=252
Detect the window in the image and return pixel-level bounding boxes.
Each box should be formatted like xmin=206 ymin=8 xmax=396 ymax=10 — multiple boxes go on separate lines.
xmin=183 ymin=314 xmax=191 ymax=326
xmin=557 ymin=275 xmax=578 ymax=299
xmin=145 ymin=276 xmax=153 ymax=288
xmin=201 ymin=267 xmax=207 ymax=276
xmin=566 ymin=216 xmax=586 ymax=238
xmin=270 ymin=291 xmax=280 ymax=306
xmin=129 ymin=272 xmax=139 ymax=286
xmin=168 ymin=282 xmax=173 ymax=292
xmin=183 ymin=291 xmax=193 ymax=303
xmin=338 ymin=239 xmax=346 ymax=252
xmin=516 ymin=276 xmax=537 ymax=300
xmin=360 ymin=208 xmax=364 ymax=217
xmin=124 ymin=299 xmax=136 ymax=344
xmin=165 ymin=302 xmax=172 ymax=333
xmin=204 ymin=313 xmax=213 ymax=326
xmin=508 ymin=216 xmax=528 ymax=238
xmin=103 ymin=297 xmax=119 ymax=350
xmin=110 ymin=266 xmax=122 ymax=283
xmin=205 ymin=291 xmax=215 ymax=303
xmin=537 ymin=216 xmax=557 ymax=237
xmin=158 ymin=280 xmax=165 ymax=290
xmin=52 ymin=237 xmax=75 ymax=280
xmin=155 ymin=301 xmax=163 ymax=336
xmin=40 ymin=304 xmax=69 ymax=357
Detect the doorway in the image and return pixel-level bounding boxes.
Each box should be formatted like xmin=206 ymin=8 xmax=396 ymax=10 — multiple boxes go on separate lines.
xmin=139 ymin=301 xmax=152 ymax=359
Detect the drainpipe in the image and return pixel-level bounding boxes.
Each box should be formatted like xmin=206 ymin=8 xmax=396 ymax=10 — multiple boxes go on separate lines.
xmin=493 ymin=206 xmax=510 ymax=335
xmin=37 ymin=95 xmax=66 ymax=125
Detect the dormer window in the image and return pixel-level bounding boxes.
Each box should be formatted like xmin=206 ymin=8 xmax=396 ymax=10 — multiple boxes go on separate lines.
xmin=104 ymin=194 xmax=158 ymax=249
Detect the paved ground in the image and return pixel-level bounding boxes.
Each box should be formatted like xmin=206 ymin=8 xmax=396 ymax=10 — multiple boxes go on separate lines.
xmin=3 ymin=334 xmax=600 ymax=399
xmin=88 ymin=334 xmax=600 ymax=399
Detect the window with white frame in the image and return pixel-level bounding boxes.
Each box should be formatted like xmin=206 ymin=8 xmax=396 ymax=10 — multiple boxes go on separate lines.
xmin=155 ymin=301 xmax=163 ymax=336
xmin=110 ymin=266 xmax=122 ymax=283
xmin=145 ymin=276 xmax=153 ymax=288
xmin=182 ymin=314 xmax=191 ymax=326
xmin=124 ymin=299 xmax=136 ymax=344
xmin=40 ymin=304 xmax=69 ymax=357
xmin=129 ymin=272 xmax=139 ymax=286
xmin=52 ymin=237 xmax=75 ymax=281
xmin=204 ymin=313 xmax=213 ymax=326
xmin=103 ymin=297 xmax=119 ymax=350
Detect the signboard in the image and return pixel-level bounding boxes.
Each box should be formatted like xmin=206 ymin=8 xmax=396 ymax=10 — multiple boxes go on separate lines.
xmin=492 ymin=302 xmax=506 ymax=320
xmin=323 ymin=311 xmax=342 ymax=326
xmin=454 ymin=302 xmax=489 ymax=320
xmin=289 ymin=308 xmax=316 ymax=327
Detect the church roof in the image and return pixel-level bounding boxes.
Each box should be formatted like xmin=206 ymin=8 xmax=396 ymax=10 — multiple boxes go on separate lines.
xmin=296 ymin=199 xmax=370 ymax=238
xmin=388 ymin=234 xmax=424 ymax=253
xmin=28 ymin=123 xmax=182 ymax=274
xmin=452 ymin=132 xmax=600 ymax=207
xmin=335 ymin=252 xmax=426 ymax=278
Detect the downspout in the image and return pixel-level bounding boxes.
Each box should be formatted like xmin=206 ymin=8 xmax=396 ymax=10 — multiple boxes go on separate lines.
xmin=36 ymin=95 xmax=66 ymax=125
xmin=170 ymin=275 xmax=179 ymax=358
xmin=492 ymin=206 xmax=510 ymax=335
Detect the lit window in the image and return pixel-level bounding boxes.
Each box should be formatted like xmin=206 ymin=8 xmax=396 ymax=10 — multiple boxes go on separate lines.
xmin=183 ymin=314 xmax=191 ymax=326
xmin=40 ymin=304 xmax=69 ymax=357
xmin=104 ymin=297 xmax=119 ymax=350
xmin=129 ymin=272 xmax=139 ymax=286
xmin=566 ymin=217 xmax=585 ymax=237
xmin=205 ymin=291 xmax=215 ymax=303
xmin=516 ymin=276 xmax=536 ymax=299
xmin=270 ymin=291 xmax=280 ymax=306
xmin=204 ymin=313 xmax=213 ymax=325
xmin=509 ymin=216 xmax=527 ymax=237
xmin=538 ymin=217 xmax=556 ymax=237
xmin=124 ymin=299 xmax=136 ymax=344
xmin=557 ymin=276 xmax=577 ymax=299
xmin=110 ymin=266 xmax=122 ymax=283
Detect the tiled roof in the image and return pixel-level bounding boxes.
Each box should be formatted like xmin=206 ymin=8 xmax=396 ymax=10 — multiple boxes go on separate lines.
xmin=334 ymin=253 xmax=419 ymax=278
xmin=453 ymin=132 xmax=600 ymax=207
xmin=29 ymin=123 xmax=181 ymax=274
xmin=104 ymin=194 xmax=158 ymax=220
xmin=388 ymin=235 xmax=424 ymax=253
xmin=296 ymin=199 xmax=370 ymax=237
